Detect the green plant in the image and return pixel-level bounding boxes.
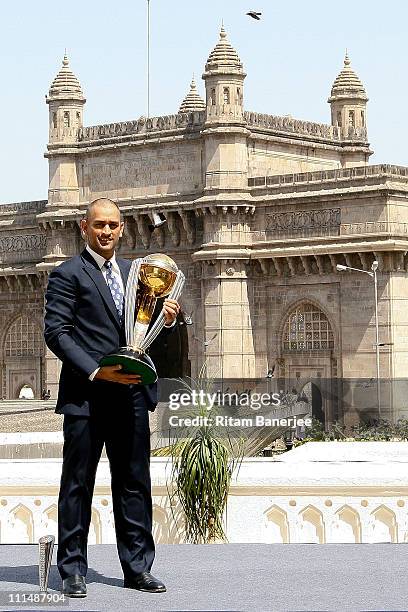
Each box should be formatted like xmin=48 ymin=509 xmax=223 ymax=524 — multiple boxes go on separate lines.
xmin=154 ymin=365 xmax=245 ymax=543
xmin=290 ymin=416 xmax=408 ymax=443
xmin=293 ymin=418 xmax=347 ymax=445
xmin=351 ymin=417 xmax=408 ymax=441
xmin=171 ymin=412 xmax=233 ymax=543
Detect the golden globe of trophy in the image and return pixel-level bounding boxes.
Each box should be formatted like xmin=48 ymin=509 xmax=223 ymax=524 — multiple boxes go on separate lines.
xmin=100 ymin=254 xmax=185 ymax=384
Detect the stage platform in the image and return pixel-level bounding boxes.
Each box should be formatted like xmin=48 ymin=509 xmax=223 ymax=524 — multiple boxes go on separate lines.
xmin=0 ymin=543 xmax=407 ymax=611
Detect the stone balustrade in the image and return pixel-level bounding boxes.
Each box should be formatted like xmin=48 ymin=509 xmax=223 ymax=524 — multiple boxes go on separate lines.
xmin=244 ymin=111 xmax=367 ymax=142
xmin=249 ymin=163 xmax=408 ymax=188
xmin=1 ymin=441 xmax=408 ymax=544
xmin=0 ymin=201 xmax=47 ymax=215
xmin=78 ymin=111 xmax=206 ymax=142
xmin=72 ymin=109 xmax=371 ymax=146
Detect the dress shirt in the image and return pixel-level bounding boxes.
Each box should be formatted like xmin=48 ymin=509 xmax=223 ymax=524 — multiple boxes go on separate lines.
xmin=86 ymin=245 xmax=124 ymax=294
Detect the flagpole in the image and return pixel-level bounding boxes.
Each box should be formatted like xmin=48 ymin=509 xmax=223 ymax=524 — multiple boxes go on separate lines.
xmin=147 ymin=0 xmax=150 ymax=118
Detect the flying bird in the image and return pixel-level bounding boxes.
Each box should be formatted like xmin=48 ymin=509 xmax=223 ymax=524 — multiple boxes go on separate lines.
xmin=193 ymin=333 xmax=217 ymax=347
xmin=180 ymin=311 xmax=194 ymax=326
xmin=247 ymin=10 xmax=262 ymax=20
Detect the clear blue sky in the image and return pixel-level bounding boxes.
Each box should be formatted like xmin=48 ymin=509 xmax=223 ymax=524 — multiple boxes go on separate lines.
xmin=1 ymin=0 xmax=407 ymax=203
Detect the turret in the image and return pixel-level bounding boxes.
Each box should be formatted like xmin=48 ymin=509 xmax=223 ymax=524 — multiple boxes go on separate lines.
xmin=328 ymin=52 xmax=368 ymax=140
xmin=202 ymin=26 xmax=246 ymax=125
xmin=178 ymin=77 xmax=206 ymax=113
xmin=46 ymin=54 xmax=85 ymax=144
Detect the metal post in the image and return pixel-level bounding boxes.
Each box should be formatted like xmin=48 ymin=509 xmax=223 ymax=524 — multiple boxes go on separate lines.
xmin=38 ymin=535 xmax=55 ymax=592
xmin=147 ymin=0 xmax=150 ymax=119
xmin=336 ymin=261 xmax=381 ymax=419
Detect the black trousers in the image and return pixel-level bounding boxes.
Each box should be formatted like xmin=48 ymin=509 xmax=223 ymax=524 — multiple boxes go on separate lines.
xmin=57 ymin=384 xmax=155 ymax=579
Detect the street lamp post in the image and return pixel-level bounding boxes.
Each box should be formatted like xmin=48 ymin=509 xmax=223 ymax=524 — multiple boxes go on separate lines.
xmin=147 ymin=0 xmax=151 ymax=119
xmin=372 ymin=261 xmax=380 ymax=420
xmin=336 ymin=261 xmax=381 ymax=418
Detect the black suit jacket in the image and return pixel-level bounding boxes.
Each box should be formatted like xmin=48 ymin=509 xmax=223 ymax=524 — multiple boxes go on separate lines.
xmin=44 ymin=248 xmax=171 ymax=416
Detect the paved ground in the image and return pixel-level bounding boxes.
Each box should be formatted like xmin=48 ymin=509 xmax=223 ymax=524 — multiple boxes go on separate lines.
xmin=0 ymin=411 xmax=61 ymax=433
xmin=0 ymin=402 xmax=61 ymax=433
xmin=0 ymin=543 xmax=407 ymax=611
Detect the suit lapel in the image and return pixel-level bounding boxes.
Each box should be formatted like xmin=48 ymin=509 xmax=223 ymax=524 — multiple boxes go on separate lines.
xmin=118 ymin=257 xmax=131 ymax=290
xmin=81 ymin=249 xmax=121 ymax=328
xmin=118 ymin=257 xmax=133 ymax=327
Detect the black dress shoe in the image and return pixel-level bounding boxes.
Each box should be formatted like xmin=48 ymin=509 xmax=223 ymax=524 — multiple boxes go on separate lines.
xmin=62 ymin=574 xmax=87 ymax=597
xmin=124 ymin=571 xmax=166 ymax=593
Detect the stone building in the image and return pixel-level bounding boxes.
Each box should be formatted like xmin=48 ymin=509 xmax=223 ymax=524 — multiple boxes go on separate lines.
xmin=1 ymin=27 xmax=407 ymax=426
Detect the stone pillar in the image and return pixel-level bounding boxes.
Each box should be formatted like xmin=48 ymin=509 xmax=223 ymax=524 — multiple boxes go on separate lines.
xmin=47 ymin=155 xmax=81 ymax=207
xmin=203 ymin=128 xmax=249 ymax=191
xmin=200 ymin=259 xmax=255 ymax=380
xmin=44 ymin=345 xmax=61 ymax=402
xmin=36 ymin=220 xmax=81 ymax=270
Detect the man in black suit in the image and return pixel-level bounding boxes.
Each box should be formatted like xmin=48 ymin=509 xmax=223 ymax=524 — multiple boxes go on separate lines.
xmin=44 ymin=198 xmax=179 ymax=597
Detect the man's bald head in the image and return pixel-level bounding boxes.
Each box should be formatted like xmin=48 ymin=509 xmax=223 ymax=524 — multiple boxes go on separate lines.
xmin=85 ymin=198 xmax=122 ymax=221
xmin=81 ymin=197 xmax=124 ymax=259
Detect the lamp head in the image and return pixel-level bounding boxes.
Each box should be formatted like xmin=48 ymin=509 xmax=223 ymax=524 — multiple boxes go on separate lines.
xmin=336 ymin=264 xmax=347 ymax=271
xmin=148 ymin=212 xmax=167 ymax=232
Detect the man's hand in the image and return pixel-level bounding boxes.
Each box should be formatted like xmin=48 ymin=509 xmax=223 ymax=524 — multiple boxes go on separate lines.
xmin=94 ymin=365 xmax=142 ymax=385
xmin=163 ymin=299 xmax=180 ymax=326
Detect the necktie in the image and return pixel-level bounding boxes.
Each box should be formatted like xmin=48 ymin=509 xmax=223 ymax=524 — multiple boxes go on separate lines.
xmin=104 ymin=260 xmax=124 ymax=320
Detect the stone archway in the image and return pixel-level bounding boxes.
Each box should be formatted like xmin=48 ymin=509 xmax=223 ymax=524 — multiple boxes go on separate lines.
xmin=278 ymin=300 xmax=339 ymax=428
xmin=1 ymin=314 xmax=44 ymax=399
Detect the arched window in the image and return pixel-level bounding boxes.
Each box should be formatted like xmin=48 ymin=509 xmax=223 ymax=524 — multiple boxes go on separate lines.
xmin=210 ymin=88 xmax=216 ymax=105
xmin=282 ymin=303 xmax=334 ymax=351
xmin=4 ymin=315 xmax=43 ymax=357
xmin=63 ymin=111 xmax=70 ymax=128
xmin=223 ymin=87 xmax=230 ymax=104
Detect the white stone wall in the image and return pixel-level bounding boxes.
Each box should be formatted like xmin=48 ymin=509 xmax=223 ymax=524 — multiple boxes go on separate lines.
xmin=1 ymin=441 xmax=408 ymax=544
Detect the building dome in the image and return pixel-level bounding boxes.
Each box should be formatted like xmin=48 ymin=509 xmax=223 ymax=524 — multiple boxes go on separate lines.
xmin=48 ymin=54 xmax=85 ymax=101
xmin=329 ymin=53 xmax=368 ymax=102
xmin=178 ymin=78 xmax=206 ymax=113
xmin=204 ymin=26 xmax=244 ymax=74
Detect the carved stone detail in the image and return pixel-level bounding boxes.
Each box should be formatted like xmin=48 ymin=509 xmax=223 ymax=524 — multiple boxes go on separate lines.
xmin=122 ymin=217 xmax=136 ymax=249
xmin=166 ymin=212 xmax=181 ymax=247
xmin=134 ymin=215 xmax=151 ymax=249
xmin=266 ymin=208 xmax=341 ymax=236
xmin=0 ymin=234 xmax=46 ymax=253
xmin=153 ymin=225 xmax=166 ymax=248
xmin=179 ymin=211 xmax=196 ymax=245
xmin=301 ymin=256 xmax=312 ymax=275
xmin=358 ymin=252 xmax=370 ymax=271
xmin=287 ymin=257 xmax=297 ymax=277
xmin=244 ymin=111 xmax=367 ymax=142
xmin=258 ymin=260 xmax=269 ymax=276
xmin=78 ymin=111 xmax=205 ymax=142
xmin=272 ymin=257 xmax=284 ymax=277
xmin=0 ymin=201 xmax=47 ymax=215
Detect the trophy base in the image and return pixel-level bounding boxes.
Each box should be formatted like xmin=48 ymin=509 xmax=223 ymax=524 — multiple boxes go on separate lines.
xmin=99 ymin=347 xmax=157 ymax=384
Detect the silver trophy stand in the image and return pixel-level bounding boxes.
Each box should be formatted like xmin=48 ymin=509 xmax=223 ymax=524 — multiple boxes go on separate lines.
xmin=38 ymin=535 xmax=55 ymax=592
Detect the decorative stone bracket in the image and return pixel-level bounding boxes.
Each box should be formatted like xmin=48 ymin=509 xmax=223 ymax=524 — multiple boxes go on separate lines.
xmin=252 ymin=251 xmax=408 ymax=277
